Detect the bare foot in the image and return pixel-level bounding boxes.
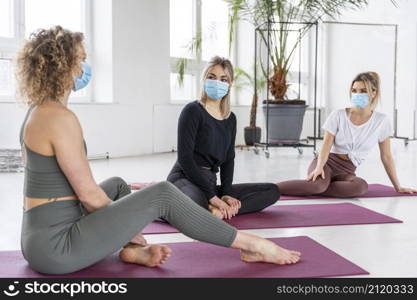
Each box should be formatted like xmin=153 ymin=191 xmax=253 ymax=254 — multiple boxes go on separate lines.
xmin=208 ymin=204 xmax=224 ymax=219
xmin=240 ymin=237 xmax=301 ymax=265
xmin=119 ymin=244 xmax=172 ymax=267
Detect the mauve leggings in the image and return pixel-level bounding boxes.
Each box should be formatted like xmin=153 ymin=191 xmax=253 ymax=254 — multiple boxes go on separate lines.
xmin=278 ymin=153 xmax=368 ymax=198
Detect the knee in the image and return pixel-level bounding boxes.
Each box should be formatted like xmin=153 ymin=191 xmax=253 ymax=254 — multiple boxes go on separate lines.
xmin=355 ymin=178 xmax=368 ymax=196
xmin=152 ymin=181 xmax=207 ymax=209
xmin=268 ymin=184 xmax=280 ymax=204
xmin=167 ymin=171 xmax=180 ymax=183
xmin=154 ymin=181 xmax=179 ymax=194
xmin=160 ymin=181 xmax=209 ymax=209
xmin=339 ymin=178 xmax=368 ymax=198
xmin=25 ymin=255 xmax=77 ymax=275
xmin=309 ymin=182 xmax=328 ymax=195
xmin=108 ymin=176 xmax=128 ymax=187
xmin=110 ymin=176 xmax=131 ymax=195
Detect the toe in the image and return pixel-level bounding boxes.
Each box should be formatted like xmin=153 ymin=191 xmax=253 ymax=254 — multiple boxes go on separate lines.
xmin=163 ymin=246 xmax=172 ymax=255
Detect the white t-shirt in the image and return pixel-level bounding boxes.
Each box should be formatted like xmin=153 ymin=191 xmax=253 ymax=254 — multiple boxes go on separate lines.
xmin=322 ymin=108 xmax=393 ymax=167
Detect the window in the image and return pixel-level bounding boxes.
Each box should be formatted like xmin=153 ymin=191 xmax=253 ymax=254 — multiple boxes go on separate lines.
xmin=285 ymin=30 xmax=305 ymax=101
xmin=170 ymin=0 xmax=194 ymax=59
xmin=283 ymin=28 xmax=312 ymax=104
xmin=169 ymin=0 xmax=231 ymax=103
xmin=0 ymin=0 xmax=18 ymax=99
xmin=0 ymin=0 xmax=14 ymax=38
xmin=25 ymin=0 xmax=85 ymax=38
xmin=0 ymin=0 xmax=91 ymax=102
xmin=201 ymin=0 xmax=229 ymax=61
xmin=170 ymin=73 xmax=196 ymax=101
xmin=0 ymin=57 xmax=14 ymax=96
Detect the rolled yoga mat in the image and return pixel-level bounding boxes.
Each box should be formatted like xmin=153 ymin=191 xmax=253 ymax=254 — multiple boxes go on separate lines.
xmin=0 ymin=236 xmax=368 ymax=278
xmin=141 ymin=202 xmax=402 ymax=234
xmin=130 ymin=182 xmax=415 ymax=200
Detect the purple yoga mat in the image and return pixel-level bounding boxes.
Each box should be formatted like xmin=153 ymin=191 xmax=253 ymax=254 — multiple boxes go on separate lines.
xmin=0 ymin=236 xmax=368 ymax=278
xmin=281 ymin=184 xmax=415 ymax=200
xmin=142 ymin=202 xmax=402 ymax=234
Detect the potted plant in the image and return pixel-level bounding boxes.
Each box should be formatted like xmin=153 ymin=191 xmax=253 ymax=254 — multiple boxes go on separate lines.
xmin=226 ymin=0 xmax=397 ymax=143
xmin=234 ymin=66 xmax=266 ymax=145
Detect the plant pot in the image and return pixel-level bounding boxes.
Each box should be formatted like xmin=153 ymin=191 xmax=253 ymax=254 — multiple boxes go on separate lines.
xmin=244 ymin=126 xmax=261 ymax=146
xmin=262 ymin=102 xmax=308 ymax=144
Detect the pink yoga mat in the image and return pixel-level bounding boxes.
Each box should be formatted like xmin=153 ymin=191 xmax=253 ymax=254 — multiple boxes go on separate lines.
xmin=141 ymin=202 xmax=402 ymax=234
xmin=130 ymin=183 xmax=414 ymax=200
xmin=0 ymin=236 xmax=368 ymax=278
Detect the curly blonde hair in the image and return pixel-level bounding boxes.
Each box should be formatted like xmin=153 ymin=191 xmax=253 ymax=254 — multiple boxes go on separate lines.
xmin=16 ymin=26 xmax=85 ymax=106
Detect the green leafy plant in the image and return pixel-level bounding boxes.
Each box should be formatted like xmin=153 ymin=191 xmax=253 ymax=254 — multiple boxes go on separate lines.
xmin=234 ymin=66 xmax=266 ymax=127
xmin=176 ymin=31 xmax=202 ymax=86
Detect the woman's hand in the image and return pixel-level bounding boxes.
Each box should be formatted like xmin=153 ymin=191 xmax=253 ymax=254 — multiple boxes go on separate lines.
xmin=379 ymin=139 xmax=417 ymax=196
xmin=209 ymin=196 xmax=235 ymax=219
xmin=307 ymin=167 xmax=325 ymax=182
xmin=221 ymin=195 xmax=240 ymax=217
xmin=395 ymin=187 xmax=417 ymax=194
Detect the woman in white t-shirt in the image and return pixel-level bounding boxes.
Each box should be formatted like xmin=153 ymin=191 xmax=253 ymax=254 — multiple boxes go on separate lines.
xmin=278 ymin=72 xmax=416 ymax=197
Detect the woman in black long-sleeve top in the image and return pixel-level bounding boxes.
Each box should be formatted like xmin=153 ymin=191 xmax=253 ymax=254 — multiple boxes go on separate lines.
xmin=167 ymin=56 xmax=280 ymax=219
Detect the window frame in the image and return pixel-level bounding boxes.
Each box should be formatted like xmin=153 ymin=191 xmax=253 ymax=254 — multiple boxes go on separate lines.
xmin=169 ymin=0 xmax=237 ymax=104
xmin=0 ymin=0 xmax=93 ymax=103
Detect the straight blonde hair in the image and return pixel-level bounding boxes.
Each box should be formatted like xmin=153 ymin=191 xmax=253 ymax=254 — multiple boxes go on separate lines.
xmin=199 ymin=56 xmax=234 ymax=119
xmin=349 ymin=72 xmax=381 ymax=109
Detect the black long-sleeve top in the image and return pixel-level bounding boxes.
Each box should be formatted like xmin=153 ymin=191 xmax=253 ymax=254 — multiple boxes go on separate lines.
xmin=176 ymin=100 xmax=236 ymax=200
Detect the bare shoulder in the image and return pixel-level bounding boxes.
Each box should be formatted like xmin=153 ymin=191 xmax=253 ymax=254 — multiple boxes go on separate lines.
xmin=25 ymin=103 xmax=83 ymax=154
xmin=22 ymin=103 xmax=80 ymax=155
xmin=37 ymin=104 xmax=82 ymax=136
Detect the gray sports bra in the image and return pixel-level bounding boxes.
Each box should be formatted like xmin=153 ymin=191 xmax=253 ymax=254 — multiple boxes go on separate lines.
xmin=20 ymin=106 xmax=87 ymax=198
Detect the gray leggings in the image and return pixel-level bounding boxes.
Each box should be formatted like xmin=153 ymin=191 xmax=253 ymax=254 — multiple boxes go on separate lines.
xmin=21 ymin=177 xmax=237 ymax=275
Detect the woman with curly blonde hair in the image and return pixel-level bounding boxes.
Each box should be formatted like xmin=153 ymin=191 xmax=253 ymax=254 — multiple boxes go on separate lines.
xmin=17 ymin=27 xmax=86 ymax=105
xmin=17 ymin=26 xmax=300 ymax=275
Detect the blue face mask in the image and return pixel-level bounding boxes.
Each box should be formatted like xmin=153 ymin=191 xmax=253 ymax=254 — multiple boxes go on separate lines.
xmin=204 ymin=79 xmax=229 ymax=100
xmin=351 ymin=93 xmax=369 ymax=108
xmin=73 ymin=63 xmax=92 ymax=91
